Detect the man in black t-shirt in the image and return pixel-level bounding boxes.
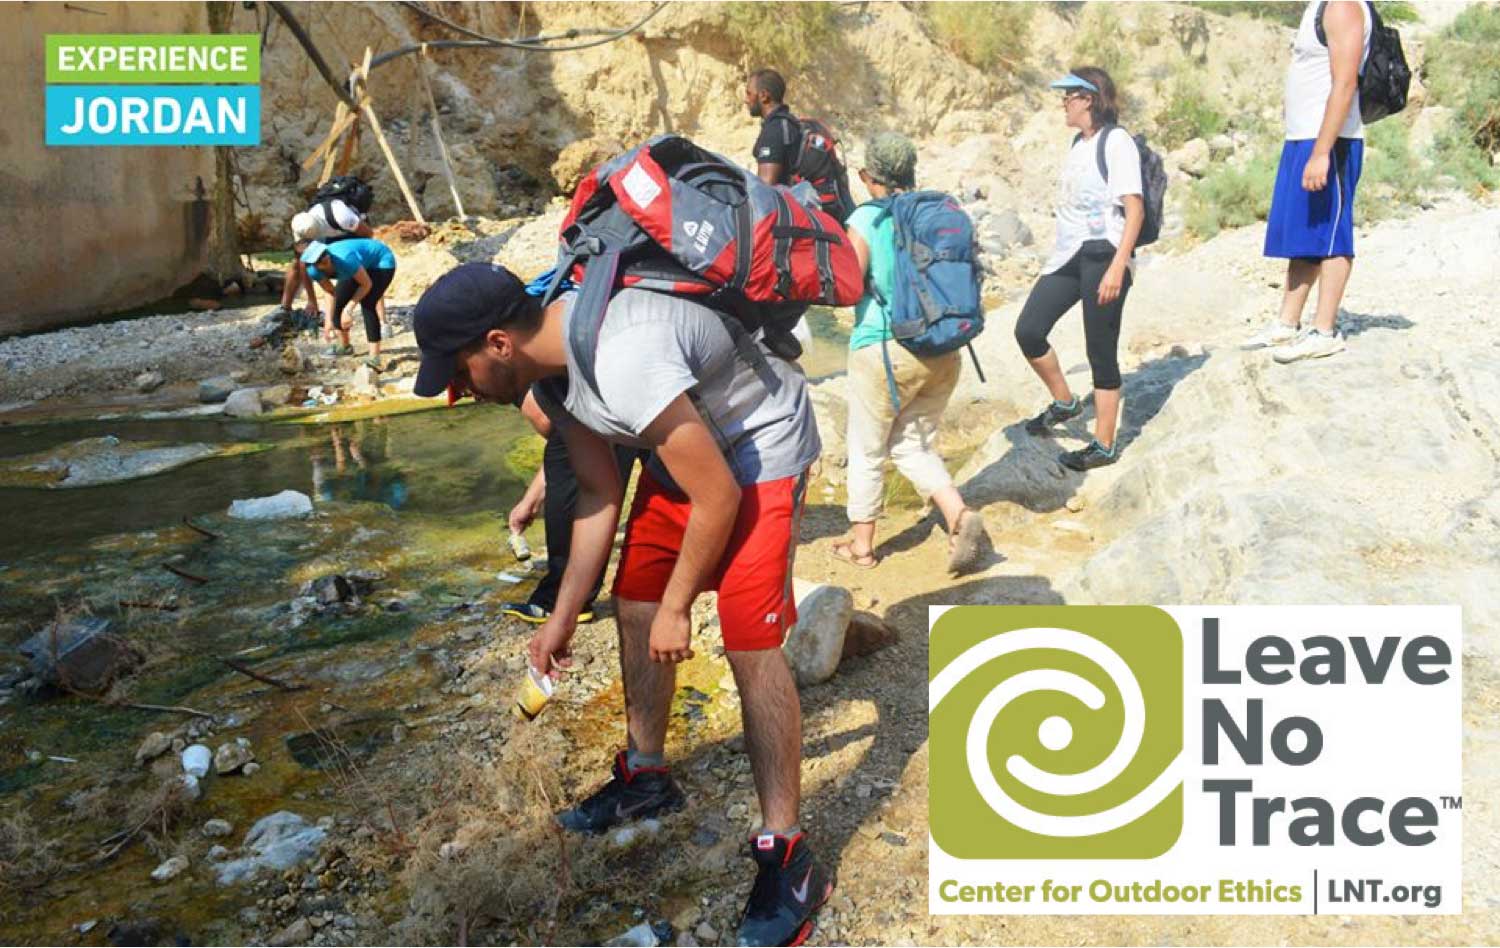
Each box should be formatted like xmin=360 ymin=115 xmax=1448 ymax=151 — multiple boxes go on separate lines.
xmin=744 ymin=68 xmax=801 ymax=186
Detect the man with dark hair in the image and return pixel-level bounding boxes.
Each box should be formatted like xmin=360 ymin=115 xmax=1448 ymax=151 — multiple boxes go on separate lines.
xmin=411 ymin=263 xmax=832 ymax=947
xmin=745 ymin=68 xmax=800 ymax=186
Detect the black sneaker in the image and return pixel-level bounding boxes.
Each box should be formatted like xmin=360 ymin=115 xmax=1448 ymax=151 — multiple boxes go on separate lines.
xmin=1024 ymin=398 xmax=1084 ymax=436
xmin=1059 ymin=439 xmax=1119 ymax=471
xmin=556 ymin=751 xmax=686 ymax=834
xmin=736 ymin=832 xmax=833 ymax=947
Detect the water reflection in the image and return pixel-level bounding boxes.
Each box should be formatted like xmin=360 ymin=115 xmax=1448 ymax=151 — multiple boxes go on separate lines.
xmin=311 ymin=420 xmax=410 ymax=510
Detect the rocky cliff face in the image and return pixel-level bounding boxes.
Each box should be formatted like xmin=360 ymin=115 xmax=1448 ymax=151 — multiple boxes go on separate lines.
xmin=233 ymin=1 xmax=1298 ymax=249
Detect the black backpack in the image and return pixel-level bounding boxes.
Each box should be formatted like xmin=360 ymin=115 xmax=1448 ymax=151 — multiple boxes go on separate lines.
xmin=1079 ymin=125 xmax=1168 ymax=248
xmin=313 ymin=175 xmax=375 ymax=217
xmin=1316 ymin=0 xmax=1411 ymax=124
xmin=766 ymin=112 xmax=856 ymax=224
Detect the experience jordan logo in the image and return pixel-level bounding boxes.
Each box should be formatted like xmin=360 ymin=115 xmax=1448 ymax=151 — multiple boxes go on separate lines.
xmin=928 ymin=606 xmax=1184 ymax=860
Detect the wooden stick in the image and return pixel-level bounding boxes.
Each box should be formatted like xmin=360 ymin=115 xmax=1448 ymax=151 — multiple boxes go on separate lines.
xmin=218 ymin=657 xmax=307 ymax=692
xmin=161 ymin=563 xmax=209 ymax=585
xmin=181 ymin=516 xmax=221 ymax=541
xmin=118 ymin=600 xmax=179 ymax=612
xmin=302 ymin=100 xmax=353 ymax=171
xmin=121 ymin=701 xmax=215 ymax=719
xmin=419 ymin=46 xmax=466 ymax=219
xmin=362 ymin=99 xmax=426 ymax=223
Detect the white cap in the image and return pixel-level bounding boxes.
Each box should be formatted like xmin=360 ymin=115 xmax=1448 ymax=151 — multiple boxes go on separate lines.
xmin=290 ymin=210 xmax=319 ymax=242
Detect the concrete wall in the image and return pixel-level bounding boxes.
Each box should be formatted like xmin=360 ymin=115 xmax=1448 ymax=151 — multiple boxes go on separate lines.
xmin=0 ymin=3 xmax=218 ymax=336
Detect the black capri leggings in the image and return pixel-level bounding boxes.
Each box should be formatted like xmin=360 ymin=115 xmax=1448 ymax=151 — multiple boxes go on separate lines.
xmin=1014 ymin=239 xmax=1131 ymax=391
xmin=334 ymin=267 xmax=396 ymax=343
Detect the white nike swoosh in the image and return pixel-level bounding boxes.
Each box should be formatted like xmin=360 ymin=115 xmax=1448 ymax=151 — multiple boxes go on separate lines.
xmin=791 ymin=868 xmax=812 ymax=904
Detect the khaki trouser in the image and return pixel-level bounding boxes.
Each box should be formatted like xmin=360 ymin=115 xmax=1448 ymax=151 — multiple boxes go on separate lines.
xmin=845 ymin=343 xmax=961 ymax=523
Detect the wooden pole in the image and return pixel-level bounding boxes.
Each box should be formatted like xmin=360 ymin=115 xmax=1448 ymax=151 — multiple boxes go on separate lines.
xmin=418 ymin=45 xmax=466 ymax=219
xmin=303 ymin=100 xmax=353 ymax=172
xmin=355 ymin=47 xmax=426 ymax=224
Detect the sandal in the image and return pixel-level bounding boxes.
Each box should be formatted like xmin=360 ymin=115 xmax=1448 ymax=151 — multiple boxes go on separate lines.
xmin=831 ymin=539 xmax=880 ymax=570
xmin=947 ymin=508 xmax=989 ymax=576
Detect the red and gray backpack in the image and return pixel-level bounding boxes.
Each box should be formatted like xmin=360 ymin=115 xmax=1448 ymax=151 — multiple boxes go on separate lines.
xmin=765 ymin=112 xmax=856 ymax=224
xmin=540 ymin=135 xmax=862 ymax=392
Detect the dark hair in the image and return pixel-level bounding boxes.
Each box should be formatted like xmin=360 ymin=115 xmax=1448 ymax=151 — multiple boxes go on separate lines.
xmin=748 ymin=68 xmax=786 ymax=104
xmin=1069 ymin=65 xmax=1120 ymax=127
xmin=492 ymin=293 xmax=544 ymax=334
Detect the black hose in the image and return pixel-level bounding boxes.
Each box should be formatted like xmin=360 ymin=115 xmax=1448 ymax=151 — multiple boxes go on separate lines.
xmin=266 ymin=1 xmax=356 ymax=107
xmin=371 ymin=1 xmax=668 ymax=70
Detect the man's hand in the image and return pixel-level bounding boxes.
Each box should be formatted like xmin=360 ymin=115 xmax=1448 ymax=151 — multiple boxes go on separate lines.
xmin=528 ymin=613 xmax=576 ymax=680
xmin=1098 ymin=262 xmax=1127 ymax=305
xmin=649 ymin=605 xmax=694 ymax=664
xmin=1302 ymin=151 xmax=1331 ymax=192
xmin=508 ymin=492 xmax=541 ymax=535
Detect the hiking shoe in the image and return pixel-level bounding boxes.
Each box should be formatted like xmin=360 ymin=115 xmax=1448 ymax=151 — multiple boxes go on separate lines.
xmin=1272 ymin=328 xmax=1346 ymax=364
xmin=736 ymin=831 xmax=833 ymax=947
xmin=500 ymin=601 xmax=595 ymax=624
xmin=326 ymin=343 xmax=355 ymax=357
xmin=1241 ymin=320 xmax=1300 ymax=350
xmin=363 ymin=356 xmax=383 ymax=372
xmin=556 ymin=751 xmax=685 ymax=834
xmin=1059 ymin=439 xmax=1119 ymax=471
xmin=1024 ymin=397 xmax=1083 ymax=436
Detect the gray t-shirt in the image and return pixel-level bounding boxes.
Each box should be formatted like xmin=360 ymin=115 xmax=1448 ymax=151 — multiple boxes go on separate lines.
xmin=532 ymin=288 xmax=821 ymax=487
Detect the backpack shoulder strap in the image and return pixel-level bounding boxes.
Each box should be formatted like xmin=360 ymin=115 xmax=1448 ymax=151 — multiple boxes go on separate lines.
xmin=321 ymin=200 xmax=339 ymax=232
xmin=1094 ymin=124 xmax=1119 ymax=183
xmin=1315 ymin=1 xmax=1328 ymax=46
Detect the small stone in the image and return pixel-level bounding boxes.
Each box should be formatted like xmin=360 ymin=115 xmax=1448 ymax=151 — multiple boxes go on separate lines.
xmin=203 ymin=818 xmax=234 ymax=838
xmin=135 ymin=731 xmax=172 ymax=764
xmin=880 ymin=831 xmax=908 ymax=847
xmin=268 ymin=918 xmax=313 ymax=947
xmin=242 ymin=761 xmax=262 ymax=776
xmin=214 ymin=741 xmax=255 ymax=775
xmin=134 ymin=371 xmax=165 ymax=393
xmin=223 ymin=388 xmax=264 ymax=418
xmin=1064 ymin=495 xmax=1087 ymax=513
xmin=151 ymin=855 xmax=189 ymax=882
xmin=391 ymin=724 xmax=408 ymax=744
xmin=208 ymin=845 xmax=230 ymax=861
xmin=76 ymin=920 xmax=97 ymax=934
xmin=179 ymin=773 xmax=202 ymax=801
xmin=694 ymin=921 xmax=719 ymax=942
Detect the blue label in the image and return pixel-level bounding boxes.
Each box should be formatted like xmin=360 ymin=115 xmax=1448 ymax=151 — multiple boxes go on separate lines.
xmin=45 ymin=85 xmax=260 ymax=146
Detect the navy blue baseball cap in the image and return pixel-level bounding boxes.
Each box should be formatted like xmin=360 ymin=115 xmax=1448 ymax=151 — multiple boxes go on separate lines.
xmin=412 ymin=262 xmax=529 ymax=398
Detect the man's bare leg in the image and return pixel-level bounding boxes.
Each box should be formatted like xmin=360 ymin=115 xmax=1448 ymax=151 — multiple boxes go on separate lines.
xmin=726 ymin=647 xmax=801 ymax=831
xmin=1278 ymin=257 xmax=1320 ymax=329
xmin=616 ymin=598 xmax=675 ymax=755
xmin=1311 ymin=256 xmax=1353 ymax=334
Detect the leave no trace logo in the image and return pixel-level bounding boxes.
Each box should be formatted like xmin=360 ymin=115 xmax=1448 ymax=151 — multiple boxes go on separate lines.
xmin=929 ymin=606 xmax=1184 ymax=859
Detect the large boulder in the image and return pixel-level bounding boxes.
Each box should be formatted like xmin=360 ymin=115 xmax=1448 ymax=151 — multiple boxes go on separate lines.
xmin=782 ymin=580 xmax=854 ymax=687
xmin=550 ymin=137 xmax=624 ymax=195
xmin=18 ymin=617 xmax=139 ymax=693
xmin=1173 ymin=138 xmax=1211 ymax=178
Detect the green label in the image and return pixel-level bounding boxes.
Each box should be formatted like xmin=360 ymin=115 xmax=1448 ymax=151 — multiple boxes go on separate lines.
xmin=46 ymin=35 xmax=260 ymax=84
xmin=929 ymin=606 xmax=1184 ymax=860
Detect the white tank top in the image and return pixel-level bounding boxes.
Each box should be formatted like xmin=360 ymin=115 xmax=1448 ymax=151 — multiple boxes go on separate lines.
xmin=1283 ymin=0 xmax=1372 ymax=141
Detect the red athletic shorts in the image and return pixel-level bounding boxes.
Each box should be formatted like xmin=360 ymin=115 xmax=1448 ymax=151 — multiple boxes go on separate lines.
xmin=612 ymin=469 xmax=808 ymax=651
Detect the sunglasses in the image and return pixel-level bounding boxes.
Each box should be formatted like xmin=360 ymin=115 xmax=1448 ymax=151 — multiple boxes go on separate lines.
xmin=1061 ymin=90 xmax=1091 ymax=104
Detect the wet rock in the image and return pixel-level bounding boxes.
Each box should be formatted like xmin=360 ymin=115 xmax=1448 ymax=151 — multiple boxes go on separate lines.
xmin=279 ymin=344 xmax=305 ymax=376
xmin=181 ymin=744 xmax=212 ymax=778
xmin=782 ymin=580 xmax=853 ymax=687
xmin=134 ymin=370 xmax=164 ymax=393
xmin=150 ymin=855 xmax=189 ymax=882
xmin=604 ymin=921 xmax=662 ymax=948
xmin=202 ymin=818 xmax=234 ymax=838
xmin=215 ymin=811 xmax=328 ymax=885
xmin=260 ymin=384 xmax=293 ymax=407
xmin=18 ymin=616 xmax=139 ymax=694
xmin=223 ymin=388 xmax=264 ymax=418
xmin=134 ymin=731 xmax=172 ymax=765
xmin=198 ymin=376 xmax=237 ymax=403
xmin=350 ymin=364 xmax=379 ymax=397
xmin=694 ymin=921 xmax=719 ymax=943
xmin=841 ymin=611 xmax=898 ymax=660
xmin=268 ymin=917 xmax=313 ymax=947
xmin=180 ymin=773 xmax=202 ymax=802
xmin=242 ymin=761 xmax=262 ymax=776
xmin=214 ymin=740 xmax=255 ymax=775
xmin=227 ymin=489 xmax=313 ymax=520
xmin=207 ymin=844 xmax=230 ymax=861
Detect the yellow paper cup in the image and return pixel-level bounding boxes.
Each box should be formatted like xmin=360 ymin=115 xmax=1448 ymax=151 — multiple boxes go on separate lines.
xmin=515 ymin=664 xmax=554 ymax=720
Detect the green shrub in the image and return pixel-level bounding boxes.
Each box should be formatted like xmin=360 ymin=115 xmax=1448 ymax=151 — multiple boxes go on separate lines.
xmin=721 ymin=2 xmax=840 ymax=73
xmin=1432 ymin=127 xmax=1500 ymax=196
xmin=1072 ymin=5 xmax=1131 ymax=80
xmin=1154 ymin=76 xmax=1227 ymax=150
xmin=1423 ymin=4 xmax=1500 ymax=159
xmin=1361 ymin=119 xmax=1423 ymax=220
xmin=926 ymin=2 xmax=1036 ymax=72
xmin=1185 ymin=151 xmax=1278 ymax=238
xmin=1186 ymin=2 xmax=1415 ymax=28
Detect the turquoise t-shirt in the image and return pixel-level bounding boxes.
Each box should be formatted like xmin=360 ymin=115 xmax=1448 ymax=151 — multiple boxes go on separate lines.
xmin=846 ymin=202 xmax=896 ymax=352
xmin=308 ymin=238 xmax=396 ymax=281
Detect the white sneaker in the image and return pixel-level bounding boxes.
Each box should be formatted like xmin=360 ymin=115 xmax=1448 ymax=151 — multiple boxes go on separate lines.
xmin=1241 ymin=321 xmax=1300 ymax=350
xmin=1272 ymin=328 xmax=1346 ymax=364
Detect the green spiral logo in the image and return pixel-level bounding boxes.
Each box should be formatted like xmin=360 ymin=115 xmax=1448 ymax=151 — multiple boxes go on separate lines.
xmin=929 ymin=606 xmax=1184 ymax=859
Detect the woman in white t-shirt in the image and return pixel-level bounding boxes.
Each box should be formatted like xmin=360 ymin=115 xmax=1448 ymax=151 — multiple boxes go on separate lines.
xmin=1014 ymin=67 xmax=1145 ymax=471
